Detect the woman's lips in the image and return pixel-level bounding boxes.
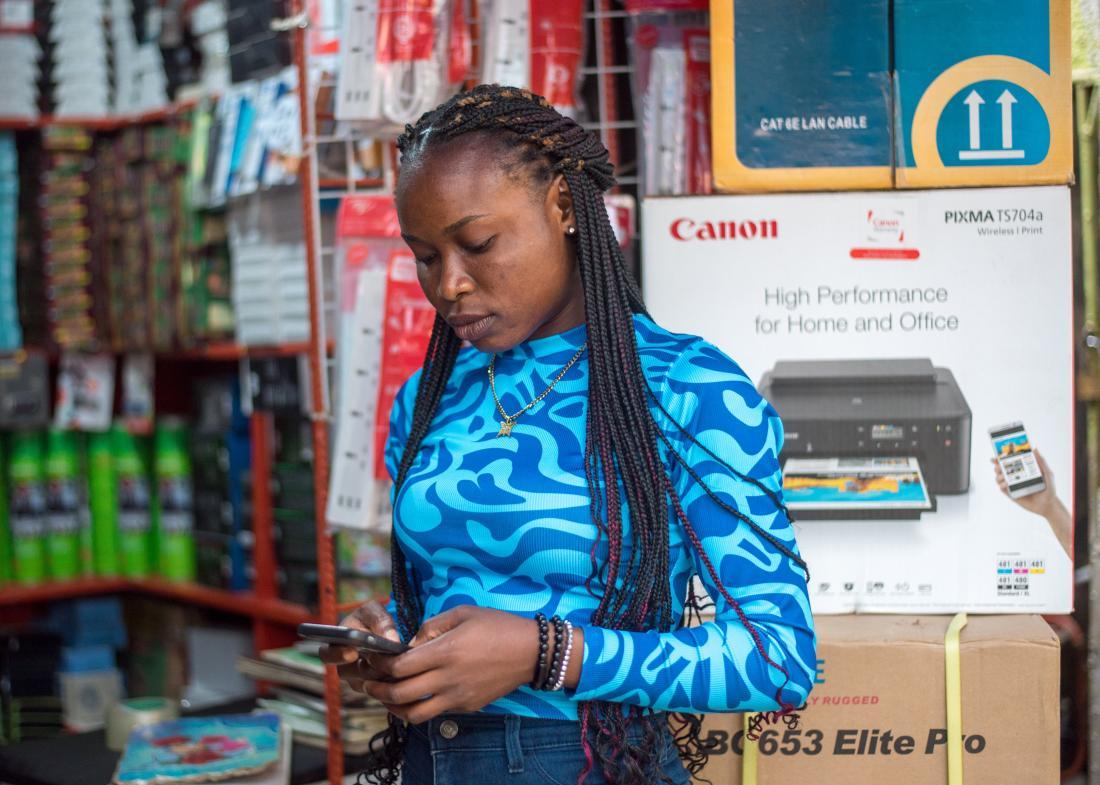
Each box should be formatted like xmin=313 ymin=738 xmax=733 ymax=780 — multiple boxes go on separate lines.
xmin=448 ymin=314 xmax=494 ymax=342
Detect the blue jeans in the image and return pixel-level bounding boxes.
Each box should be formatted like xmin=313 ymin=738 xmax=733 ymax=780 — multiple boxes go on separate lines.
xmin=402 ymin=712 xmax=692 ymax=785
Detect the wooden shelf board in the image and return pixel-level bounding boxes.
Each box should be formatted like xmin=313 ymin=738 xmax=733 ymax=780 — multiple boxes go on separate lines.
xmin=0 ymin=577 xmax=314 ymax=626
xmin=0 ymin=101 xmax=199 ymax=131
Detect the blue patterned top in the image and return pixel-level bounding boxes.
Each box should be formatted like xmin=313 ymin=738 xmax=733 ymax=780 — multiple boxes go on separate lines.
xmin=385 ymin=314 xmax=816 ymax=719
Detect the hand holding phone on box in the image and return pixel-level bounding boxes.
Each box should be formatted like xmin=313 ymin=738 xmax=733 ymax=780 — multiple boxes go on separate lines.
xmin=989 ymin=421 xmax=1046 ymax=499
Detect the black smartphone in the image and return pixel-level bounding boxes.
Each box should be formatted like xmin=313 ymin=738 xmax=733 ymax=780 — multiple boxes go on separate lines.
xmin=297 ymin=623 xmax=409 ymax=655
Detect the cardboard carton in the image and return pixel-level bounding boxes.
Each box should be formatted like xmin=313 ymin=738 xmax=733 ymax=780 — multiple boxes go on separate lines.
xmin=696 ymin=615 xmax=1059 ymax=785
xmin=709 ymin=0 xmax=893 ymax=192
xmin=894 ymin=0 xmax=1072 ymax=188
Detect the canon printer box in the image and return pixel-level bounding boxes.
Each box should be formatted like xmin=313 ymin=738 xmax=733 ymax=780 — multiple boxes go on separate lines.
xmin=893 ymin=0 xmax=1071 ymax=188
xmin=642 ymin=186 xmax=1072 ymax=613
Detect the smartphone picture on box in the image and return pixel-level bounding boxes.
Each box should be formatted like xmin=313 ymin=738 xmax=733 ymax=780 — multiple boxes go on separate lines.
xmin=989 ymin=421 xmax=1046 ymax=498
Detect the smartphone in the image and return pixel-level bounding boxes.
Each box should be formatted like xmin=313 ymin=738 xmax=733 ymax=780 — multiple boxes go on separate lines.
xmin=989 ymin=421 xmax=1046 ymax=499
xmin=297 ymin=623 xmax=409 ymax=655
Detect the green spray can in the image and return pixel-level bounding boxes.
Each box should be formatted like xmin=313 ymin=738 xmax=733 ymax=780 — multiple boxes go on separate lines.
xmin=113 ymin=426 xmax=152 ymax=578
xmin=0 ymin=436 xmax=12 ymax=584
xmin=77 ymin=435 xmax=93 ymax=576
xmin=87 ymin=432 xmax=118 ymax=576
xmin=44 ymin=429 xmax=84 ymax=580
xmin=10 ymin=431 xmax=47 ymax=584
xmin=154 ymin=419 xmax=195 ymax=581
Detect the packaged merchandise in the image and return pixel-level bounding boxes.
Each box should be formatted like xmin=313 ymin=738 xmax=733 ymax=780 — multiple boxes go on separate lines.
xmin=334 ymin=0 xmax=467 ymax=128
xmin=49 ymin=0 xmax=112 ymax=118
xmin=87 ymin=430 xmax=119 ymax=576
xmin=0 ymin=32 xmax=40 ymax=118
xmin=154 ymin=419 xmax=196 ymax=582
xmin=709 ymin=0 xmax=892 ymax=192
xmin=696 ymin=614 xmax=1058 ymax=785
xmin=894 ymin=0 xmax=1071 ymax=188
xmin=9 ymin=430 xmax=47 ymax=585
xmin=40 ymin=128 xmax=107 ymax=349
xmin=479 ymin=0 xmax=584 ymax=115
xmin=629 ymin=11 xmax=712 ymax=196
xmin=0 ymin=133 xmax=22 ymax=349
xmin=0 ymin=435 xmax=10 ymax=583
xmin=643 ymin=185 xmax=1073 ymax=613
xmin=228 ymin=186 xmax=312 ymax=346
xmin=113 ymin=425 xmax=152 ymax=579
xmin=44 ymin=428 xmax=88 ymax=581
xmin=326 ymin=195 xmax=401 ymax=531
xmin=53 ymin=353 xmax=115 ymax=432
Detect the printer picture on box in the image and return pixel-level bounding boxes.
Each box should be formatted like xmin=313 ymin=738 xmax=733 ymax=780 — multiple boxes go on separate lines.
xmin=759 ymin=357 xmax=972 ymax=520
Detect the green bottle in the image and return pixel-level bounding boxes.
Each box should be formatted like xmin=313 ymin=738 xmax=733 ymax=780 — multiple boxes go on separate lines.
xmin=87 ymin=432 xmax=118 ymax=576
xmin=44 ymin=429 xmax=83 ymax=580
xmin=77 ymin=435 xmax=93 ymax=576
xmin=113 ymin=426 xmax=152 ymax=578
xmin=9 ymin=431 xmax=47 ymax=585
xmin=154 ymin=419 xmax=195 ymax=581
xmin=0 ymin=436 xmax=12 ymax=584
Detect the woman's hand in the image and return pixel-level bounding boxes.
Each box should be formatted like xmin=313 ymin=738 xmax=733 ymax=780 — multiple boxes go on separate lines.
xmin=359 ymin=606 xmax=542 ymax=725
xmin=318 ymin=600 xmax=403 ymax=692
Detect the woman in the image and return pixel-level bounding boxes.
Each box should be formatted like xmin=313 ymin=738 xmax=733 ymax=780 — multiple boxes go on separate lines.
xmin=322 ymin=85 xmax=816 ymax=785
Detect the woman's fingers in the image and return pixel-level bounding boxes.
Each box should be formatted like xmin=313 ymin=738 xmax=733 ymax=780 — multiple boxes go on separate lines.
xmin=352 ymin=601 xmax=402 ymax=643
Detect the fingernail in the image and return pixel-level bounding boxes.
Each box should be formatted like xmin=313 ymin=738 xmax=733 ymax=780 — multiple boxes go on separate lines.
xmin=385 ymin=630 xmax=400 ymax=642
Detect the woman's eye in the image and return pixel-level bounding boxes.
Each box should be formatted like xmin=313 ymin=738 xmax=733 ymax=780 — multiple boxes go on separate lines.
xmin=467 ymin=236 xmax=495 ymax=254
xmin=415 ymin=253 xmax=438 ymax=266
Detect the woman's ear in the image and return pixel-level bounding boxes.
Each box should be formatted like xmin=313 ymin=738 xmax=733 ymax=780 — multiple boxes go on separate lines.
xmin=548 ymin=173 xmax=575 ymax=233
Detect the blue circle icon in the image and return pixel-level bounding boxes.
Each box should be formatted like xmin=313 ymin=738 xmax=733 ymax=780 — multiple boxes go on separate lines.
xmin=936 ymin=79 xmax=1049 ymax=166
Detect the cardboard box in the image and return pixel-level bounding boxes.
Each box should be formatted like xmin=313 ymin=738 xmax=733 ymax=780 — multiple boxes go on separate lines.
xmin=696 ymin=615 xmax=1058 ymax=785
xmin=894 ymin=0 xmax=1071 ymax=188
xmin=642 ymin=186 xmax=1072 ymax=613
xmin=710 ymin=0 xmax=893 ymax=192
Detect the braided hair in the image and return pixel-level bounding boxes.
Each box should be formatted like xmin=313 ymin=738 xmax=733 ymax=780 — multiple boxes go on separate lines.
xmin=362 ymin=84 xmax=807 ymax=785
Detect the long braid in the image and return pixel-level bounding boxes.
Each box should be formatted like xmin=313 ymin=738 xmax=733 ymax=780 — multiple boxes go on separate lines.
xmin=360 ymin=85 xmax=805 ymax=785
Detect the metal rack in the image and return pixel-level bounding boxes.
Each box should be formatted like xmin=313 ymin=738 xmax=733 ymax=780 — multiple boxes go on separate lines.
xmin=286 ymin=0 xmax=640 ymax=779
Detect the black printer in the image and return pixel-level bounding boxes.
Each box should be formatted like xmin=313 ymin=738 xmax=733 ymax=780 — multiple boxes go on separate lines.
xmin=758 ymin=358 xmax=972 ymax=495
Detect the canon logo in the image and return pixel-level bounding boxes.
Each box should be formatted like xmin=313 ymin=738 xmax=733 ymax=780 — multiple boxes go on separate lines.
xmin=669 ymin=218 xmax=778 ymax=241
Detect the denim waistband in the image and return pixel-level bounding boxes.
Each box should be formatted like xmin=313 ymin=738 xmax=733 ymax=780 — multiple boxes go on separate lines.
xmin=409 ymin=710 xmax=668 ymax=750
xmin=403 ymin=711 xmax=685 ymax=784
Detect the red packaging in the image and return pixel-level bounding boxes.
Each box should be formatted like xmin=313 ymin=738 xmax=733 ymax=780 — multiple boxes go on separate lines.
xmin=529 ymin=0 xmax=584 ymax=108
xmin=374 ymin=250 xmax=435 ymax=479
xmin=376 ymin=0 xmax=437 ymax=63
xmin=684 ymin=28 xmax=712 ymax=195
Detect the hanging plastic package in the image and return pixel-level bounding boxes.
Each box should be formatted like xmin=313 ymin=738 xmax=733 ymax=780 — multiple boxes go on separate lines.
xmin=480 ymin=0 xmax=585 ymax=116
xmin=326 ymin=196 xmax=401 ymax=531
xmin=625 ymin=0 xmax=711 ymax=195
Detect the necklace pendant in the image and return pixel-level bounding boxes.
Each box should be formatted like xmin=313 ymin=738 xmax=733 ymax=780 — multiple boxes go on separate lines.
xmin=497 ymin=418 xmax=516 ymax=438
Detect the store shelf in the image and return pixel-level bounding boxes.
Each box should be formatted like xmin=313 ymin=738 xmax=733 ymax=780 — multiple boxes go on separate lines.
xmin=171 ymin=340 xmax=335 ymax=360
xmin=0 ymin=101 xmax=199 ymax=131
xmin=0 ymin=577 xmax=314 ymax=626
xmin=4 ymin=341 xmax=333 ymax=363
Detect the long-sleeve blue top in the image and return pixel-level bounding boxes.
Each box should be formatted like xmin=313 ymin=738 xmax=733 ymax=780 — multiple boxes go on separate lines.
xmin=384 ymin=313 xmax=816 ymax=719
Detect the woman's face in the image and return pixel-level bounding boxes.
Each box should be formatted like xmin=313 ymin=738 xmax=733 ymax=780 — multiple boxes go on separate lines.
xmin=396 ymin=139 xmax=585 ymax=353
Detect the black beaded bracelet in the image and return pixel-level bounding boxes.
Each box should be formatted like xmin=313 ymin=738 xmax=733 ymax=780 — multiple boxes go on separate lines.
xmin=541 ymin=615 xmax=567 ymax=691
xmin=530 ymin=613 xmax=551 ymax=690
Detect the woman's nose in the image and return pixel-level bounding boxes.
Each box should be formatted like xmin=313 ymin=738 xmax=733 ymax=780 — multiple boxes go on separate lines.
xmin=438 ymin=255 xmax=475 ymax=302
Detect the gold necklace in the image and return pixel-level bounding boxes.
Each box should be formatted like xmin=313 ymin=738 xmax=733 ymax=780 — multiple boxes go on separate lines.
xmin=487 ymin=343 xmax=587 ymax=437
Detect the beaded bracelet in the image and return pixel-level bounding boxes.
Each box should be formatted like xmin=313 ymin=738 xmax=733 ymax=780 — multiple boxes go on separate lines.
xmin=550 ymin=621 xmax=575 ymax=691
xmin=541 ymin=616 xmax=566 ymax=691
xmin=530 ymin=613 xmax=551 ymax=690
